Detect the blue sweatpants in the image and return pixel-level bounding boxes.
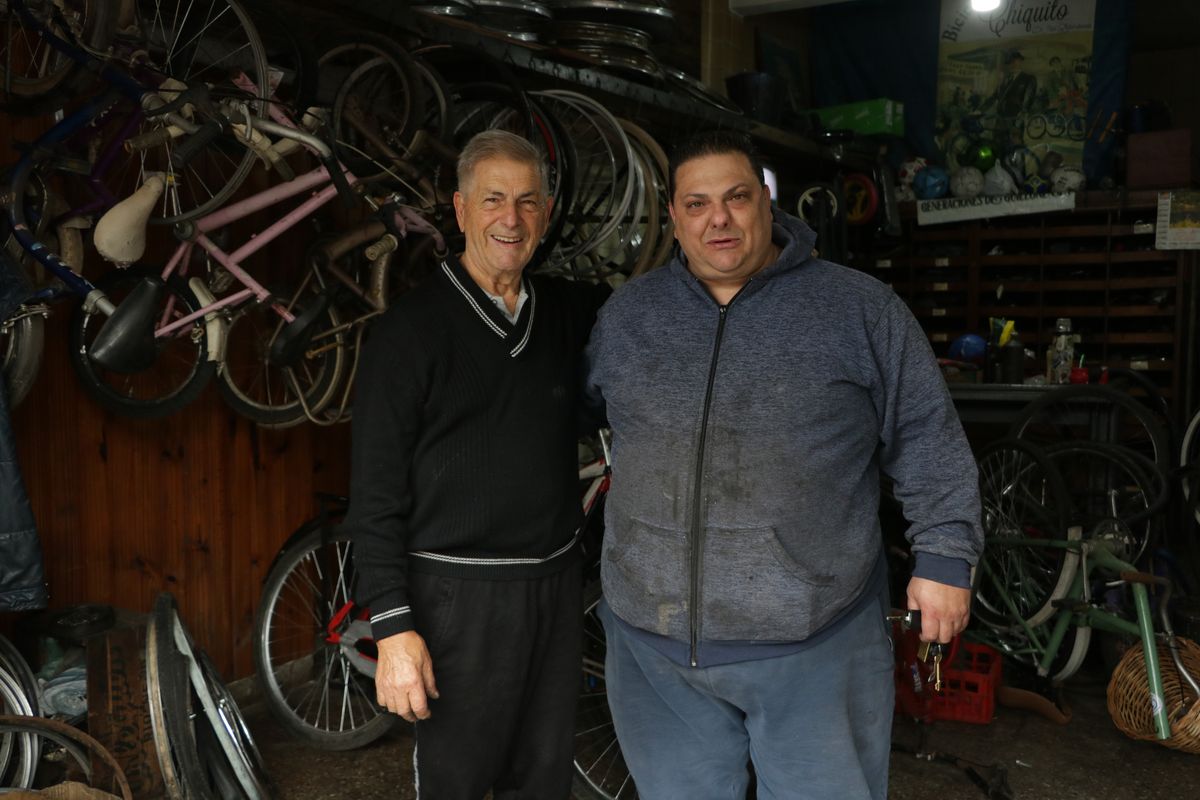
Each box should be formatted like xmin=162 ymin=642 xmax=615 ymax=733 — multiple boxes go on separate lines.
xmin=600 ymin=595 xmax=895 ymax=800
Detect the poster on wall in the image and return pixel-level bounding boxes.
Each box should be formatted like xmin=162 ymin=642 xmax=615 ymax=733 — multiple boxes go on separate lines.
xmin=935 ymin=0 xmax=1096 ymax=185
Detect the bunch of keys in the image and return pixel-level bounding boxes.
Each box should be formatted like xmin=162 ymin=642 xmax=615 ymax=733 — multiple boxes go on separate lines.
xmin=888 ymin=609 xmax=947 ymax=692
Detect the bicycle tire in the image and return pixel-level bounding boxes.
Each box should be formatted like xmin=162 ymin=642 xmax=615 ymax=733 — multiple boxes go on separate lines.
xmin=216 ymin=270 xmax=347 ymax=428
xmin=1009 ymin=384 xmax=1171 ymax=473
xmin=1 ymin=306 xmax=44 ymax=409
xmin=239 ymin=0 xmax=318 ymax=113
xmin=1044 ymin=441 xmax=1168 ymax=564
xmin=0 ymin=714 xmax=135 ymax=800
xmin=973 ymin=438 xmax=1078 ymax=633
xmin=573 ymin=579 xmax=638 ymax=800
xmin=0 ymin=0 xmax=116 ymax=114
xmin=146 ymin=594 xmax=213 ymax=800
xmin=253 ymin=510 xmax=398 ymax=750
xmin=155 ymin=591 xmax=274 ymax=799
xmin=69 ymin=266 xmax=217 ymax=419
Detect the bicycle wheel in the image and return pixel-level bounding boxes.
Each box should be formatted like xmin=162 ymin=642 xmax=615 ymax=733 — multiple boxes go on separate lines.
xmin=322 ymin=35 xmax=425 ymax=180
xmin=69 ymin=266 xmax=217 ymax=419
xmin=146 ymin=594 xmax=212 ymax=800
xmin=973 ymin=438 xmax=1077 ymax=632
xmin=216 ymin=268 xmax=347 ymax=428
xmin=153 ymin=592 xmax=273 ymax=799
xmin=1009 ymin=384 xmax=1171 ymax=473
xmin=253 ymin=509 xmax=398 ymax=750
xmin=1 ymin=305 xmax=44 ymax=409
xmin=99 ymin=0 xmax=270 ymax=225
xmin=0 ymin=0 xmax=116 ymax=113
xmin=573 ymin=580 xmax=638 ymax=800
xmin=1045 ymin=441 xmax=1168 ymax=564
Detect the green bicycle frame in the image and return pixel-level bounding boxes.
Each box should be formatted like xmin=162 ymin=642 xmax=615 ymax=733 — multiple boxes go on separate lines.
xmin=980 ymin=538 xmax=1170 ymax=739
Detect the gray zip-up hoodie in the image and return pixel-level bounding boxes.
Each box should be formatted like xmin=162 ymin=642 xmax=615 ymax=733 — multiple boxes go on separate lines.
xmin=584 ymin=209 xmax=982 ymax=646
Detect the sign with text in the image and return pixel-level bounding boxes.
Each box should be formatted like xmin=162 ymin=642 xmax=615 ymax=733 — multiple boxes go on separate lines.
xmin=936 ymin=0 xmax=1096 ymax=176
xmin=917 ymin=192 xmax=1077 ymax=225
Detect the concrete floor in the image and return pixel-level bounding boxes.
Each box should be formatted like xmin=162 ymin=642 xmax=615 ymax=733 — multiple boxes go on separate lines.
xmin=247 ymin=661 xmax=1200 ymax=800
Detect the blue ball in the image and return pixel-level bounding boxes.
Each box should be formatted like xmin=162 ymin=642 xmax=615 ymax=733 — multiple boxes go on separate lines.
xmin=949 ymin=333 xmax=987 ymax=364
xmin=914 ymin=165 xmax=950 ymax=199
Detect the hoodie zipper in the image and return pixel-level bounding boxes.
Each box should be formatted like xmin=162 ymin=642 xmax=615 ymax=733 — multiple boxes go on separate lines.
xmin=689 ymin=302 xmax=729 ymax=667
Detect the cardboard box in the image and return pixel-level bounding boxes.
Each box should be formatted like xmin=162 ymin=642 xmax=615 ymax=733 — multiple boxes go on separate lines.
xmin=1126 ymin=129 xmax=1193 ymax=189
xmin=814 ymin=98 xmax=904 ymax=136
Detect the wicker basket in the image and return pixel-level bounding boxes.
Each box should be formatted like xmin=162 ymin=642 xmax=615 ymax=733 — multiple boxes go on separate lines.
xmin=1107 ymin=637 xmax=1200 ymax=754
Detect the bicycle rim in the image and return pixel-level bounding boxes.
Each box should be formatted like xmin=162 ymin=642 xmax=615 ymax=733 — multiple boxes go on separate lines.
xmin=69 ymin=266 xmax=216 ymax=419
xmin=253 ymin=516 xmax=397 ymax=750
xmin=0 ymin=665 xmax=39 ymax=789
xmin=153 ymin=592 xmax=272 ymax=798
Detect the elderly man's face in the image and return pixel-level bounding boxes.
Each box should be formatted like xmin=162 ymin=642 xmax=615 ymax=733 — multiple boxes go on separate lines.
xmin=668 ymin=152 xmax=774 ymax=291
xmin=454 ymin=157 xmax=551 ymax=279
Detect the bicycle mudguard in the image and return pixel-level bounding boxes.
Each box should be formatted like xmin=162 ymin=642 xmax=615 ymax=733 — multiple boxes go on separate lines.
xmin=89 ymin=276 xmax=165 ymax=373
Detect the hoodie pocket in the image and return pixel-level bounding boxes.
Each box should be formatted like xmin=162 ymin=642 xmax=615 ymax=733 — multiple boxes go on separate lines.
xmin=601 ymin=515 xmax=689 ymax=638
xmin=699 ymin=526 xmax=835 ymax=642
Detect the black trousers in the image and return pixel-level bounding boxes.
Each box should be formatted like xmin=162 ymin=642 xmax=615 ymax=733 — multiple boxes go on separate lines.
xmin=409 ymin=564 xmax=582 ymax=800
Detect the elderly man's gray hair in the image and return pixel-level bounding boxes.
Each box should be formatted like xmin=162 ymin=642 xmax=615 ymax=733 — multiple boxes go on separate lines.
xmin=456 ymin=130 xmax=550 ymax=200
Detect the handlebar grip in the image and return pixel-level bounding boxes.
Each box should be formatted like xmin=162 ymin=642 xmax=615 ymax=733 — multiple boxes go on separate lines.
xmin=170 ymin=119 xmax=223 ymax=170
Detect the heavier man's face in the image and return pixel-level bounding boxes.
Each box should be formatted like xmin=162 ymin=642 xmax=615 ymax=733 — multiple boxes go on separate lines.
xmin=453 ymin=157 xmax=552 ymax=280
xmin=668 ymin=151 xmax=775 ymax=294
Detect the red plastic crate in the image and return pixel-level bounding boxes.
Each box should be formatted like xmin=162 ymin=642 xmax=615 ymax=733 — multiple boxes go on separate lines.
xmin=926 ymin=641 xmax=1002 ymax=724
xmin=892 ymin=624 xmax=1001 ymax=725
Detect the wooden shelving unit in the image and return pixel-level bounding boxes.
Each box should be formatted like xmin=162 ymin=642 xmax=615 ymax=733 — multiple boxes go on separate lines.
xmin=863 ymin=191 xmax=1197 ymax=409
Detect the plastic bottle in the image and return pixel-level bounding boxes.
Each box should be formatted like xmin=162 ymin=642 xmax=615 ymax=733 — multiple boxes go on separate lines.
xmin=1049 ymin=318 xmax=1074 ymax=384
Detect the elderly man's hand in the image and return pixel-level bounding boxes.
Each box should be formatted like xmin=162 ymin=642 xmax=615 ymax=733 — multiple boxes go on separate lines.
xmin=906 ymin=577 xmax=971 ymax=644
xmin=375 ymin=631 xmax=439 ymax=721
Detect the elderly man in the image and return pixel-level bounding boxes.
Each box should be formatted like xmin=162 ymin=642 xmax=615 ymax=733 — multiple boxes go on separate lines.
xmin=584 ymin=130 xmax=983 ymax=799
xmin=346 ymin=129 xmax=607 ymax=799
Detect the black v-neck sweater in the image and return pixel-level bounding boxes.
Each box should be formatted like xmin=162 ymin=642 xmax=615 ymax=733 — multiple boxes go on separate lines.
xmin=345 ymin=258 xmax=609 ymax=640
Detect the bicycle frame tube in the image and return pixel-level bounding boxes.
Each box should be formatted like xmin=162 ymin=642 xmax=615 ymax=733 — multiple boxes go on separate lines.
xmin=152 ymin=166 xmax=358 ymax=340
xmin=986 ymin=538 xmax=1171 ymax=739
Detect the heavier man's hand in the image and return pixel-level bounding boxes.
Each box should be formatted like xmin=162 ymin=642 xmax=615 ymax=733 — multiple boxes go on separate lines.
xmin=906 ymin=576 xmax=971 ymax=644
xmin=375 ymin=630 xmax=439 ymax=721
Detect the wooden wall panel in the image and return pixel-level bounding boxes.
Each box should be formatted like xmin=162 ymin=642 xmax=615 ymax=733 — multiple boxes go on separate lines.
xmin=9 ymin=311 xmax=351 ymax=679
xmin=0 ymin=82 xmax=355 ymax=677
